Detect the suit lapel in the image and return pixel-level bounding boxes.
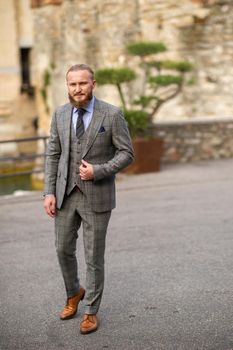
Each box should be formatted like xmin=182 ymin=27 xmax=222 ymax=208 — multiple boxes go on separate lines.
xmin=82 ymin=98 xmax=105 ymax=158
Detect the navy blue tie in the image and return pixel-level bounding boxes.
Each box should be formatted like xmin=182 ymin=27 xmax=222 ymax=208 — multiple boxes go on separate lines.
xmin=76 ymin=108 xmax=85 ymax=139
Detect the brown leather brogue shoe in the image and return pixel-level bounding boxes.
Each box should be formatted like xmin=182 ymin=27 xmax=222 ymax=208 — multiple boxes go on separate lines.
xmin=80 ymin=314 xmax=98 ymax=334
xmin=60 ymin=287 xmax=85 ymax=320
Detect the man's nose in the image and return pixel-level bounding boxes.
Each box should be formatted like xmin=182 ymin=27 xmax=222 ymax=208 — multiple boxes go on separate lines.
xmin=74 ymin=84 xmax=81 ymax=93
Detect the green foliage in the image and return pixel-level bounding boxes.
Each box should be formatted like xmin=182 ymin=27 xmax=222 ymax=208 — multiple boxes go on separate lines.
xmin=43 ymin=69 xmax=51 ymax=87
xmin=40 ymin=88 xmax=47 ymax=100
xmin=40 ymin=87 xmax=49 ymax=114
xmin=134 ymin=95 xmax=160 ymax=108
xmin=95 ymin=68 xmax=136 ymax=85
xmin=40 ymin=69 xmax=51 ymax=114
xmin=124 ymin=109 xmax=149 ymax=137
xmin=127 ymin=42 xmax=167 ymax=57
xmin=149 ymin=75 xmax=183 ymax=86
xmin=147 ymin=60 xmax=193 ymax=72
xmin=146 ymin=60 xmax=163 ymax=70
xmin=50 ymin=62 xmax=56 ymax=70
xmin=96 ymin=40 xmax=194 ymax=137
xmin=159 ymin=60 xmax=193 ymax=72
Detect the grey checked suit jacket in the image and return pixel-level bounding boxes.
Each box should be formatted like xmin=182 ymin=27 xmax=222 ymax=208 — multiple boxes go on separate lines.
xmin=44 ymin=98 xmax=134 ymax=212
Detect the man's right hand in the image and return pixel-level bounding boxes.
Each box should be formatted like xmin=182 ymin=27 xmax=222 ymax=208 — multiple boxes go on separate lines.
xmin=44 ymin=195 xmax=57 ymax=218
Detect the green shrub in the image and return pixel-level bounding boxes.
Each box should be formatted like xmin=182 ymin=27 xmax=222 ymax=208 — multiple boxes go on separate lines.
xmin=149 ymin=75 xmax=183 ymax=86
xmin=96 ymin=41 xmax=194 ymax=137
xmin=95 ymin=68 xmax=136 ymax=85
xmin=124 ymin=109 xmax=149 ymax=137
xmin=147 ymin=60 xmax=193 ymax=72
xmin=127 ymin=42 xmax=167 ymax=56
xmin=134 ymin=95 xmax=160 ymax=108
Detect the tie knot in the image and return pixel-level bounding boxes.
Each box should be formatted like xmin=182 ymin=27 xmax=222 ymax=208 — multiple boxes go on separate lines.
xmin=77 ymin=108 xmax=86 ymax=117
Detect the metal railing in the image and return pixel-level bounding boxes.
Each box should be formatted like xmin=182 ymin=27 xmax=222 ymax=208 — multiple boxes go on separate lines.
xmin=0 ymin=136 xmax=49 ymax=178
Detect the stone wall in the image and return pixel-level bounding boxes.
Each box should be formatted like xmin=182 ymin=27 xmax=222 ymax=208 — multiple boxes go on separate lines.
xmin=179 ymin=0 xmax=233 ymax=120
xmin=153 ymin=117 xmax=233 ymax=163
xmin=31 ymin=0 xmax=233 ymax=137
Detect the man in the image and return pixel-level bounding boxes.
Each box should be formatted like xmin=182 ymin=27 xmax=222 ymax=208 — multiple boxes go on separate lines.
xmin=43 ymin=64 xmax=134 ymax=334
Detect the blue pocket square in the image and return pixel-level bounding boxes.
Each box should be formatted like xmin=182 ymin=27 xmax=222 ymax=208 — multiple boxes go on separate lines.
xmin=98 ymin=126 xmax=105 ymax=133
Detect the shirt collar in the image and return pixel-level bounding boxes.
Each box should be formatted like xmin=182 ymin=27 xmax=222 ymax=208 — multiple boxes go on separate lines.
xmin=74 ymin=96 xmax=95 ymax=113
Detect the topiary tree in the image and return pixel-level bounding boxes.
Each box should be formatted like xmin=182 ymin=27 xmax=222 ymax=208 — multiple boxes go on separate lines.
xmin=95 ymin=41 xmax=193 ymax=137
xmin=95 ymin=67 xmax=136 ymax=110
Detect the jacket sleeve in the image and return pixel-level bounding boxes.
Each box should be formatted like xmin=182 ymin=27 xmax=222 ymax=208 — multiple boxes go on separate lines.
xmin=92 ymin=110 xmax=134 ymax=181
xmin=43 ymin=111 xmax=61 ymax=195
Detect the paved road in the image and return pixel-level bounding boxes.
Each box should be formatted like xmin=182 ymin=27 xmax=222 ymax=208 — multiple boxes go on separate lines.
xmin=1 ymin=159 xmax=233 ymax=350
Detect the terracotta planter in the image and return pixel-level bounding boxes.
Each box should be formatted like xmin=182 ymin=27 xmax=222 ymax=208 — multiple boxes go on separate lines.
xmin=123 ymin=137 xmax=163 ymax=174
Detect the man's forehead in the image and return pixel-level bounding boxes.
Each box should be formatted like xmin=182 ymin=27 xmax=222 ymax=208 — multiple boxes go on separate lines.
xmin=67 ymin=70 xmax=92 ymax=81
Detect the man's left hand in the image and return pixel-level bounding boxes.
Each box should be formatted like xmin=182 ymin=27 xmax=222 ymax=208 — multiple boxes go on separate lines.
xmin=79 ymin=159 xmax=94 ymax=180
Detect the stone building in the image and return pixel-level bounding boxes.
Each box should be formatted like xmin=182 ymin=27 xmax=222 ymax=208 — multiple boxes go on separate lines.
xmin=1 ymin=0 xmax=233 ymax=165
xmin=0 ymin=0 xmax=37 ymax=151
xmin=31 ymin=0 xmax=233 ymax=138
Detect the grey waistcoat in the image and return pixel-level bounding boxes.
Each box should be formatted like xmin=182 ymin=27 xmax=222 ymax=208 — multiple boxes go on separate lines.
xmin=66 ymin=123 xmax=88 ymax=196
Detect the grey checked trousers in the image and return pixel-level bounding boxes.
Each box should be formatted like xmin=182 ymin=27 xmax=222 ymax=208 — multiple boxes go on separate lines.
xmin=55 ymin=188 xmax=111 ymax=315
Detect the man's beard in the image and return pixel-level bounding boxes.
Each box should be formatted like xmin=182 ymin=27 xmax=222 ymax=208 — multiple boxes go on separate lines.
xmin=68 ymin=92 xmax=93 ymax=108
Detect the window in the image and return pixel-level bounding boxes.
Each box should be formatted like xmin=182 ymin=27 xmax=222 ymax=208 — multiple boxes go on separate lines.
xmin=20 ymin=48 xmax=34 ymax=96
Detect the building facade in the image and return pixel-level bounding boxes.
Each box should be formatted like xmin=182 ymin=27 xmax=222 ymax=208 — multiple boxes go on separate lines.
xmin=30 ymin=0 xmax=233 ymax=137
xmin=1 ymin=0 xmax=233 ymax=140
xmin=0 ymin=0 xmax=36 ymax=150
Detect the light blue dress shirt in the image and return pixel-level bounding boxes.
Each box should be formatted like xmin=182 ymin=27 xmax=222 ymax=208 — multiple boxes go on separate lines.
xmin=72 ymin=96 xmax=95 ymax=132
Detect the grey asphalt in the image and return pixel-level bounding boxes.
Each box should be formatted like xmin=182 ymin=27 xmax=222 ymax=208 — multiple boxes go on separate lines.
xmin=1 ymin=159 xmax=233 ymax=350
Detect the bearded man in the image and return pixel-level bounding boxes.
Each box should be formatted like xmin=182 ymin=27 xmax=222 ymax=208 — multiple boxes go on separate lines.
xmin=43 ymin=64 xmax=134 ymax=334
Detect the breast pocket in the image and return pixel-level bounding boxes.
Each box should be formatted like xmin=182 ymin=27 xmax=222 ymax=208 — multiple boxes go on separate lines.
xmin=95 ymin=128 xmax=111 ymax=143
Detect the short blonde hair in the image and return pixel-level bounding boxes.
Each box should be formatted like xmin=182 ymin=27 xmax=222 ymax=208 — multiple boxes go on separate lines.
xmin=66 ymin=64 xmax=94 ymax=80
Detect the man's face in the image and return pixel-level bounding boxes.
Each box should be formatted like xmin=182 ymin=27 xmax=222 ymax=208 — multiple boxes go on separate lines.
xmin=66 ymin=70 xmax=96 ymax=107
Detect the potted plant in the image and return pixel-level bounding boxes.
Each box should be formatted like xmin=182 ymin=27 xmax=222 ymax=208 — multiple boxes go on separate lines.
xmin=95 ymin=41 xmax=193 ymax=174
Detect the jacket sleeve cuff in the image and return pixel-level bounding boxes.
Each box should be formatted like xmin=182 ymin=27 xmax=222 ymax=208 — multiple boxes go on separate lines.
xmin=92 ymin=164 xmax=103 ymax=181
